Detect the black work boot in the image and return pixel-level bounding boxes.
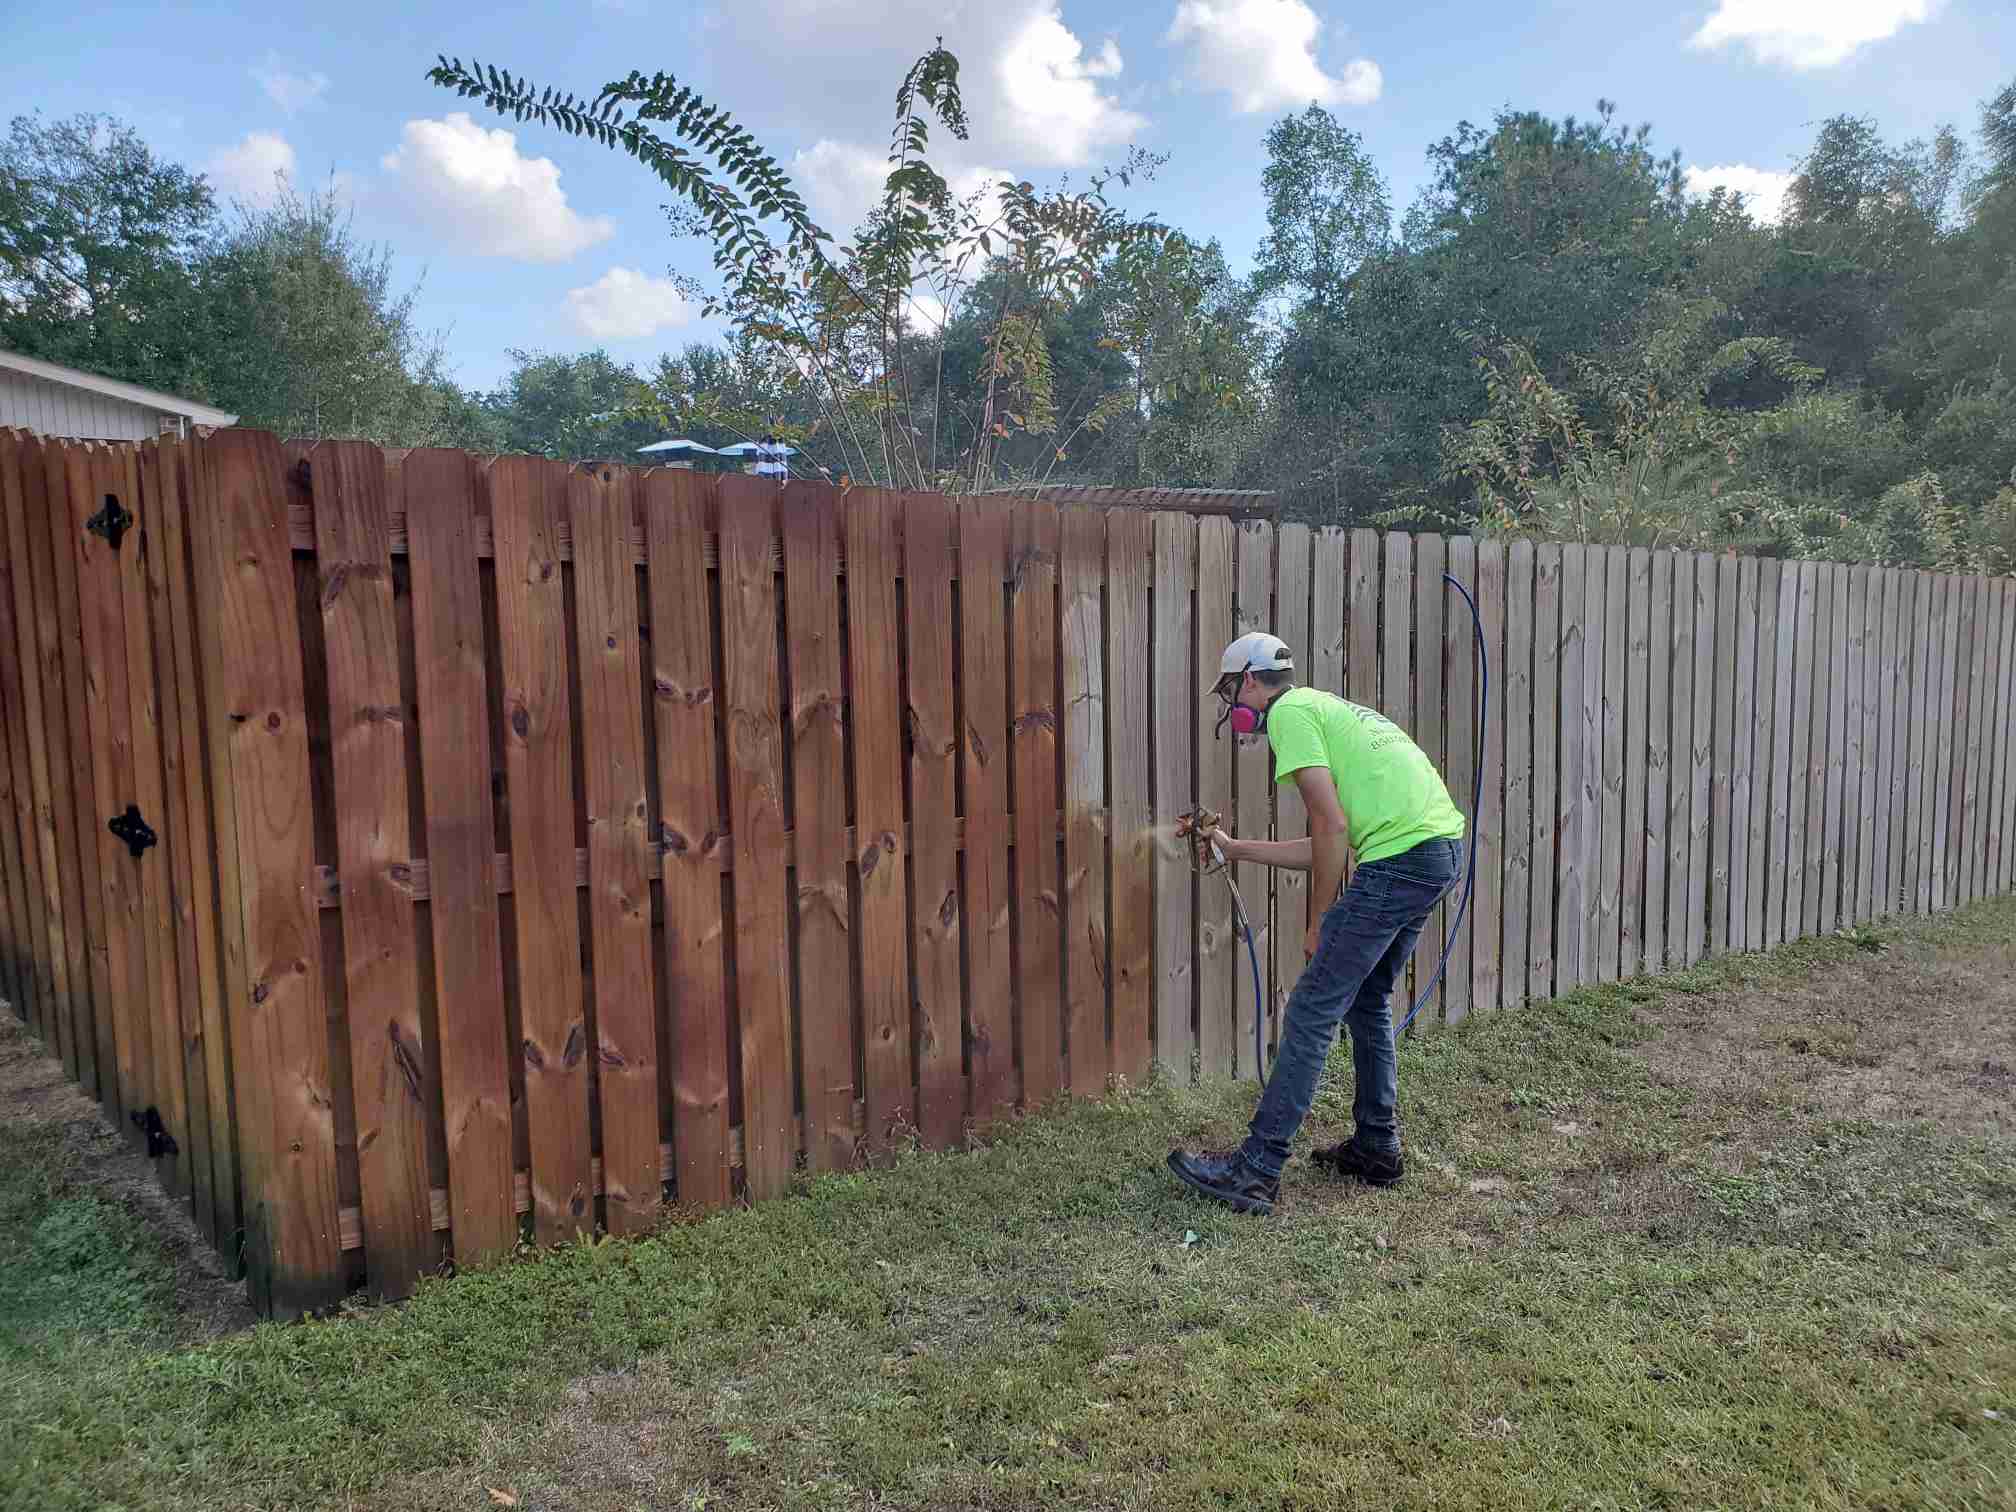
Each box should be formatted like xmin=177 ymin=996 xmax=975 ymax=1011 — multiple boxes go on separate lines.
xmin=1310 ymin=1136 xmax=1405 ymax=1188
xmin=1166 ymin=1148 xmax=1280 ymax=1215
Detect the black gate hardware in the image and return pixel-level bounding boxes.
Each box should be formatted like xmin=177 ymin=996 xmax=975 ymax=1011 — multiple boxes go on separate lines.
xmin=132 ymin=1106 xmax=178 ymax=1159
xmin=108 ymin=804 xmax=158 ymax=859
xmin=87 ymin=494 xmax=134 ymax=551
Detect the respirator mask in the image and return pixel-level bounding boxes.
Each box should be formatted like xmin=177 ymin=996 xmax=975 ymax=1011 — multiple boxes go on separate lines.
xmin=1212 ymin=676 xmax=1267 ymax=740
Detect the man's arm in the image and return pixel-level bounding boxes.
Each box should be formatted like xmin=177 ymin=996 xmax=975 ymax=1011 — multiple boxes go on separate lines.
xmin=1296 ymin=766 xmax=1350 ymax=945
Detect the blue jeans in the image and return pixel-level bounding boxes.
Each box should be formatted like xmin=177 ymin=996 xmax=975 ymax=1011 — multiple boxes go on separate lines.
xmin=1240 ymin=836 xmax=1464 ymax=1179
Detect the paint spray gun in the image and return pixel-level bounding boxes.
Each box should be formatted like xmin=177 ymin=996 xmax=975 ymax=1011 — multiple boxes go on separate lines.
xmin=1176 ymin=806 xmax=1264 ymax=1075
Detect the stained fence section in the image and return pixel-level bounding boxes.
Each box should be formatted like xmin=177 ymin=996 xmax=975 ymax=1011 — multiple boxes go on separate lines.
xmin=3 ymin=426 xmax=2014 ymax=1316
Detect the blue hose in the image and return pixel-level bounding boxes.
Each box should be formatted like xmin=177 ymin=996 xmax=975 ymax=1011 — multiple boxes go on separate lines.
xmin=1242 ymin=570 xmax=1488 ymax=1078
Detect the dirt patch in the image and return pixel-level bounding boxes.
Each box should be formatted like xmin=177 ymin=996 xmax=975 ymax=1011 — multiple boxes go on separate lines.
xmin=1633 ymin=934 xmax=2016 ymax=1141
xmin=0 ymin=1008 xmax=257 ymax=1341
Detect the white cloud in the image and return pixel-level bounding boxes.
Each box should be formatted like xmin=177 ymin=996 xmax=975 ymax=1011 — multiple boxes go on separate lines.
xmin=379 ymin=114 xmax=614 ymax=262
xmin=1688 ymin=0 xmax=1937 ymax=69
xmin=205 ymin=131 xmax=297 ymax=203
xmin=791 ymin=140 xmax=1016 ymax=240
xmin=711 ymin=2 xmax=1144 ymax=173
xmin=252 ymin=54 xmax=329 ymax=115
xmin=995 ymin=7 xmax=1144 ymax=164
xmin=1684 ymin=163 xmax=1795 ymax=223
xmin=1164 ymin=0 xmax=1381 ymax=113
xmin=565 ymin=267 xmax=696 ymax=341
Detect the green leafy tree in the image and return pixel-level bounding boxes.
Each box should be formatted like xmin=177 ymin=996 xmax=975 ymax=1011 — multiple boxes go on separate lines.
xmin=199 ymin=184 xmax=489 ymax=447
xmin=0 ymin=111 xmax=216 ymax=396
xmin=427 ymin=44 xmax=1169 ymax=491
xmin=1250 ymin=105 xmax=1390 ymax=321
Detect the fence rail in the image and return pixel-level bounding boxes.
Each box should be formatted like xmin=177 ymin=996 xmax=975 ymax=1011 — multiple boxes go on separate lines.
xmin=2 ymin=426 xmax=2013 ymax=1315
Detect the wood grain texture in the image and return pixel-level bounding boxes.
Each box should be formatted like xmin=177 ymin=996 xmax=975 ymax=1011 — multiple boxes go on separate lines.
xmin=644 ymin=469 xmax=733 ymax=1202
xmin=960 ymin=497 xmax=1015 ymax=1121
xmin=201 ymin=429 xmax=343 ymax=1315
xmin=908 ymin=493 xmax=968 ymax=1135
xmin=1012 ymin=500 xmax=1064 ymax=1099
xmin=1598 ymin=548 xmax=1627 ymax=983
xmin=1501 ymin=539 xmax=1533 ymax=1004
xmin=1410 ymin=533 xmax=1447 ymax=1014
xmin=1854 ymin=569 xmax=1881 ymax=921
xmin=1443 ymin=536 xmax=1477 ymax=1022
xmin=1639 ymin=550 xmax=1669 ymax=974
xmin=1379 ymin=532 xmax=1413 ymax=1008
xmin=0 ymin=435 xmax=43 ymax=1038
xmin=1819 ymin=566 xmax=1850 ymax=931
xmin=1711 ymin=557 xmax=1742 ymax=954
xmin=112 ymin=443 xmax=184 ymax=1193
xmin=489 ymin=454 xmax=592 ymax=1242
xmin=1231 ymin=521 xmax=1273 ymax=1073
xmin=1905 ymin=575 xmax=1934 ymax=914
xmin=1105 ymin=509 xmax=1154 ymax=1086
xmin=1766 ymin=563 xmax=1799 ymax=945
xmin=1472 ymin=539 xmax=1507 ymax=1011
xmin=781 ymin=483 xmax=855 ymax=1173
xmin=1873 ymin=571 xmax=1902 ymax=916
xmin=139 ymin=440 xmax=213 ymax=1236
xmin=1919 ymin=576 xmax=1951 ymax=911
xmin=1684 ymin=555 xmax=1715 ymax=967
xmin=1960 ymin=576 xmax=1992 ymax=904
xmin=1553 ymin=545 xmax=1587 ymax=992
xmin=1659 ymin=554 xmax=1692 ymax=971
xmin=0 ymin=432 xmax=62 ymax=1060
xmin=1060 ymin=507 xmax=1109 ymax=1095
xmin=1148 ymin=511 xmax=1194 ymax=1082
xmin=73 ymin=445 xmax=147 ymax=1137
xmin=1269 ymin=524 xmax=1311 ymax=1049
xmin=1620 ymin=547 xmax=1652 ymax=979
xmin=1528 ymin=544 xmax=1561 ymax=999
xmin=404 ymin=447 xmax=516 ymax=1263
xmin=308 ymin=441 xmax=438 ymax=1289
xmin=1192 ymin=519 xmax=1234 ymax=1076
xmin=1991 ymin=584 xmax=2007 ymax=907
xmin=1840 ymin=568 xmax=1868 ymax=922
xmin=719 ymin=478 xmax=795 ymax=1193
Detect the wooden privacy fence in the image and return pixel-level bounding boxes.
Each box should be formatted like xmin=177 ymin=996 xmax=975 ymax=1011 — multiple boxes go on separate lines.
xmin=3 ymin=427 xmax=2015 ymax=1316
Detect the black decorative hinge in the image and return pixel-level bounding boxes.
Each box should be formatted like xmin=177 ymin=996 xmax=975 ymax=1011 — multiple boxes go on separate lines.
xmin=108 ymin=804 xmax=157 ymax=859
xmin=132 ymin=1106 xmax=178 ymax=1159
xmin=87 ymin=494 xmax=135 ymax=551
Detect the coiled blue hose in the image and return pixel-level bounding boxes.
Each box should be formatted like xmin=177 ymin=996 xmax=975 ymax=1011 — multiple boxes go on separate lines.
xmin=1240 ymin=570 xmax=1488 ymax=1077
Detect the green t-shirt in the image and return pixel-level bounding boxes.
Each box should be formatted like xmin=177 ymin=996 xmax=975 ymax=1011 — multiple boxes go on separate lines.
xmin=1265 ymin=687 xmax=1466 ymax=864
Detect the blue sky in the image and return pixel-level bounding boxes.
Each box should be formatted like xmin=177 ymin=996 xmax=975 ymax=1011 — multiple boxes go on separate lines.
xmin=4 ymin=0 xmax=2009 ymax=393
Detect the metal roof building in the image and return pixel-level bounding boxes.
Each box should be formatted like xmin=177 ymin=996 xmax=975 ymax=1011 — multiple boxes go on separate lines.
xmin=0 ymin=347 xmax=238 ymax=441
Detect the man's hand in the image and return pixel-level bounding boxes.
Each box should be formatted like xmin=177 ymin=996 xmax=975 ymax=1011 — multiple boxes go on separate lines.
xmin=1304 ymin=918 xmax=1321 ymax=961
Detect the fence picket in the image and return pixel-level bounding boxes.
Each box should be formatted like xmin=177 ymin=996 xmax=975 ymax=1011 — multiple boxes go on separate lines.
xmin=1107 ymin=511 xmax=1155 ymax=1086
xmin=1502 ymin=540 xmax=1534 ymax=1003
xmin=1639 ymin=551 xmax=1669 ymax=974
xmin=1529 ymin=544 xmax=1561 ymax=997
xmin=1231 ymin=522 xmax=1273 ymax=1076
xmin=1412 ymin=533 xmax=1448 ymax=1015
xmin=1930 ymin=577 xmax=1960 ymax=914
xmin=1766 ymin=564 xmax=1799 ymax=944
xmin=721 ymin=478 xmax=797 ymax=1190
xmin=1963 ymin=576 xmax=1993 ymax=905
xmin=1727 ymin=558 xmax=1759 ymax=950
xmin=1381 ymin=533 xmax=1414 ymax=1008
xmin=200 ymin=430 xmax=344 ymax=1315
xmin=1598 ymin=549 xmax=1627 ymax=981
xmin=1821 ymin=565 xmax=1850 ymax=932
xmin=404 ymin=448 xmax=517 ymax=1262
xmin=782 ymin=483 xmax=855 ymax=1174
xmin=1873 ymin=571 xmax=1901 ymax=916
xmin=1612 ymin=552 xmax=1645 ymax=975
xmin=1061 ymin=507 xmax=1110 ymax=1096
xmin=0 ymin=439 xmax=39 ymax=1037
xmin=1193 ymin=519 xmax=1235 ymax=1076
xmin=1685 ymin=555 xmax=1715 ymax=966
xmin=311 ymin=441 xmax=440 ymax=1291
xmin=1013 ymin=499 xmax=1064 ymax=1099
xmin=1269 ymin=525 xmax=1311 ymax=1055
xmin=1445 ymin=536 xmax=1478 ymax=1020
xmin=1853 ymin=568 xmax=1879 ymax=922
xmin=959 ymin=499 xmax=1015 ymax=1120
xmin=1554 ymin=545 xmax=1587 ymax=992
xmin=1907 ymin=576 xmax=1935 ymax=914
xmin=646 ymin=469 xmax=733 ymax=1201
xmin=1660 ymin=553 xmax=1690 ymax=971
xmin=1990 ymin=582 xmax=2015 ymax=897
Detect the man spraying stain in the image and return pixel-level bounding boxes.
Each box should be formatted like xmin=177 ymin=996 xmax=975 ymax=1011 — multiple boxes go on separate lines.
xmin=1166 ymin=630 xmax=1467 ymax=1215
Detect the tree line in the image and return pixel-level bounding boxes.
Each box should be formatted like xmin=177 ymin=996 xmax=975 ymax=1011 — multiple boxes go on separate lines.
xmin=6 ymin=57 xmax=2014 ymax=573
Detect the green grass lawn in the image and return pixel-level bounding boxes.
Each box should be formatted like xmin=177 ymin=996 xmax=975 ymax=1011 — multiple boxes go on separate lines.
xmin=4 ymin=900 xmax=2014 ymax=1511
